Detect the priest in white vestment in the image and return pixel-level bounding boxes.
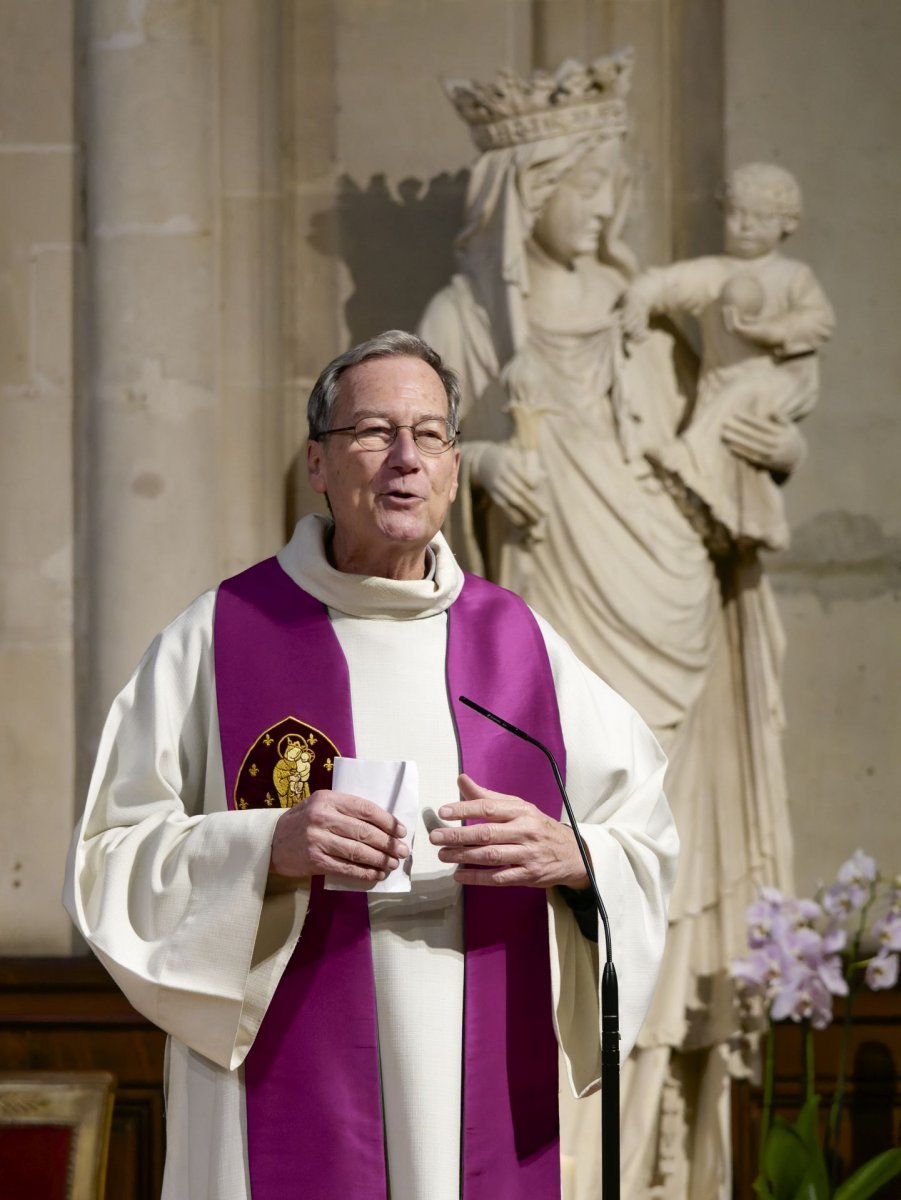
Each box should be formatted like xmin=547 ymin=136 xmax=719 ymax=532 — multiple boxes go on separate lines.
xmin=64 ymin=330 xmax=678 ymax=1200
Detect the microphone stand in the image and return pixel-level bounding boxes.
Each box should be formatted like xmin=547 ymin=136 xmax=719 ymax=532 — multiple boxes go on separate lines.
xmin=459 ymin=695 xmax=620 ymax=1200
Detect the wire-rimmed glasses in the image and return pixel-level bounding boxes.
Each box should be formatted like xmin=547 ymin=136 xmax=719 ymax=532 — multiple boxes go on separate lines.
xmin=313 ymin=417 xmax=459 ymax=456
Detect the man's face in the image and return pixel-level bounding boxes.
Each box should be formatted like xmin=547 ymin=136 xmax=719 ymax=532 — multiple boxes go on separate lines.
xmin=307 ymin=355 xmax=460 ymax=577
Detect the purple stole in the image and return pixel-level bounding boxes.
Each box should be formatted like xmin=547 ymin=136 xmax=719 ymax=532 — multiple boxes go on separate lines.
xmin=214 ymin=556 xmax=566 ymax=1199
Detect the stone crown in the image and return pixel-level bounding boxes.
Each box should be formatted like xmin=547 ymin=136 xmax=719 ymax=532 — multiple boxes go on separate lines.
xmin=445 ymin=48 xmax=633 ymax=151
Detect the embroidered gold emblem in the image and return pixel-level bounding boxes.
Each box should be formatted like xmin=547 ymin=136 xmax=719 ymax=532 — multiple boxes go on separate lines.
xmin=233 ymin=717 xmax=341 ymax=811
xmin=273 ymin=734 xmax=315 ymax=807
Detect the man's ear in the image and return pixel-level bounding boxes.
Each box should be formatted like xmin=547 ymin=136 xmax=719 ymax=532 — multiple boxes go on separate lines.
xmin=307 ymin=437 xmax=328 ymax=495
xmin=448 ymin=446 xmax=461 ymax=503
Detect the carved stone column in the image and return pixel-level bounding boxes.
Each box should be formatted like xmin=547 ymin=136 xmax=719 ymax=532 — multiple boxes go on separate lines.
xmin=0 ymin=1 xmax=79 ymax=951
xmin=79 ymin=1 xmax=220 ymax=763
xmin=77 ymin=1 xmax=285 ymax=778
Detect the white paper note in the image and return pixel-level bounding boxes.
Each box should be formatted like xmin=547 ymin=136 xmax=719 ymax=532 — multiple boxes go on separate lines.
xmin=324 ymin=758 xmax=419 ymax=893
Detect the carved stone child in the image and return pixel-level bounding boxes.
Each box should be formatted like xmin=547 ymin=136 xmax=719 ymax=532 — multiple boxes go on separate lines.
xmin=622 ymin=162 xmax=835 ymax=550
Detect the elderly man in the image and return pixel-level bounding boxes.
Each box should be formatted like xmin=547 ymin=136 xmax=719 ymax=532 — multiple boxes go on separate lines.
xmin=65 ymin=330 xmax=677 ymax=1200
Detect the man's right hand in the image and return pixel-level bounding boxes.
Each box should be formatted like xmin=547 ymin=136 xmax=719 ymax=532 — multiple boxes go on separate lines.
xmin=268 ymin=791 xmax=408 ymax=886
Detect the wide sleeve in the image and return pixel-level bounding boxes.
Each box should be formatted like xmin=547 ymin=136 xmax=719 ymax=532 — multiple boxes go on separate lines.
xmin=534 ymin=614 xmax=679 ymax=1097
xmin=772 ymin=260 xmax=835 ymax=356
xmin=625 ymin=259 xmax=721 ymax=320
xmin=62 ymin=590 xmax=311 ymax=1071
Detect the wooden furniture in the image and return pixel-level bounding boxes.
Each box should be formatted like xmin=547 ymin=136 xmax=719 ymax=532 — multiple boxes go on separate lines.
xmin=1 ymin=957 xmax=897 ymax=1198
xmin=0 ymin=959 xmax=166 ymax=1200
xmin=732 ymin=986 xmax=901 ymax=1197
xmin=0 ymin=1071 xmax=115 ymax=1199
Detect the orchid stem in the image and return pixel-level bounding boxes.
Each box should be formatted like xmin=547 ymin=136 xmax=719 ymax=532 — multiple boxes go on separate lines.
xmin=827 ymin=893 xmax=872 ymax=1185
xmin=757 ymin=1020 xmax=775 ymax=1189
xmin=826 ymin=968 xmax=857 ymax=1185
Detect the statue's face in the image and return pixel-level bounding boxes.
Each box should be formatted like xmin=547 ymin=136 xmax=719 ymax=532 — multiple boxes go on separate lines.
xmin=724 ymin=184 xmax=785 ymax=259
xmin=531 ymin=140 xmax=620 ymax=268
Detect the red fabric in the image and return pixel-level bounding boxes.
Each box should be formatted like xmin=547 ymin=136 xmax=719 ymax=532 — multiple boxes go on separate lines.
xmin=0 ymin=1125 xmax=73 ymax=1199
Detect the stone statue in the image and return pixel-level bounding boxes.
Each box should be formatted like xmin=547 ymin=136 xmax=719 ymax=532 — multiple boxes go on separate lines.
xmin=419 ymin=53 xmax=830 ymax=1200
xmin=623 ymin=162 xmax=835 ymax=554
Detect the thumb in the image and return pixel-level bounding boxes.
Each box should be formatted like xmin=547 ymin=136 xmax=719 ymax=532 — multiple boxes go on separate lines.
xmin=457 ymin=773 xmax=484 ymax=800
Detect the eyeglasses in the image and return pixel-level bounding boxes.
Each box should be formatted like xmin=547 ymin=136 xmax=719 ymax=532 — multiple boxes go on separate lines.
xmin=313 ymin=417 xmax=459 ymax=456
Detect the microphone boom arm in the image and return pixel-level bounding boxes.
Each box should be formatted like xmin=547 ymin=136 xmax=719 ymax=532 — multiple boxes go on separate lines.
xmin=458 ymin=694 xmax=621 ymax=1200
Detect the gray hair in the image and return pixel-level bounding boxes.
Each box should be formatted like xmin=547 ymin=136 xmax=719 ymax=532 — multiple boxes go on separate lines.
xmin=307 ymin=330 xmax=461 ymax=438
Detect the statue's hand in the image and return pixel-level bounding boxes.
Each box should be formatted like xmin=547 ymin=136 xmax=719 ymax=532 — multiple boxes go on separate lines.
xmin=619 ymin=287 xmax=651 ymax=343
xmin=721 ymin=412 xmax=806 ymax=474
xmin=722 ymin=307 xmax=790 ymax=352
xmin=475 ymin=442 xmax=549 ymax=534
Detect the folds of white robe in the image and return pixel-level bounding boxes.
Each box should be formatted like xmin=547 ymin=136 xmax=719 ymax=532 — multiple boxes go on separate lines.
xmin=64 ymin=517 xmax=677 ymax=1200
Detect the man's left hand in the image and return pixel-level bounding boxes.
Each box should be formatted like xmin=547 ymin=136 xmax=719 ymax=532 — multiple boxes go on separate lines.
xmin=429 ymin=773 xmax=589 ymax=889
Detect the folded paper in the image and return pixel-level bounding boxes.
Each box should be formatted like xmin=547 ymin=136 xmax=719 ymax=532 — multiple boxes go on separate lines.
xmin=324 ymin=758 xmax=419 ymax=893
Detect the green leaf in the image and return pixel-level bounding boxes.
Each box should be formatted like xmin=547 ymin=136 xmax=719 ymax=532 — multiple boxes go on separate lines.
xmin=791 ymin=1096 xmax=830 ymax=1200
xmin=760 ymin=1103 xmax=830 ymax=1200
xmin=834 ymin=1148 xmax=901 ymax=1200
xmin=797 ymin=1161 xmax=831 ymax=1199
xmin=794 ymin=1094 xmax=822 ymax=1150
xmin=762 ymin=1120 xmax=810 ymax=1200
xmin=753 ymin=1178 xmax=776 ymax=1200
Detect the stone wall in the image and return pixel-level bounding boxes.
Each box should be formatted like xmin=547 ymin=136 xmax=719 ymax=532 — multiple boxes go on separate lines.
xmin=1 ymin=0 xmax=79 ymax=950
xmin=724 ymin=0 xmax=901 ymax=894
xmin=0 ymin=0 xmax=897 ymax=950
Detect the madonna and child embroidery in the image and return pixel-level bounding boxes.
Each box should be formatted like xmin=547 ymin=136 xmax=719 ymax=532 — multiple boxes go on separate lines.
xmin=233 ymin=717 xmax=341 ymax=810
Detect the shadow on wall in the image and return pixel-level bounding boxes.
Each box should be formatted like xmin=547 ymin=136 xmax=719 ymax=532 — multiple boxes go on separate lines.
xmin=289 ymin=170 xmax=468 ymax=535
xmin=307 ymin=170 xmax=469 ymax=345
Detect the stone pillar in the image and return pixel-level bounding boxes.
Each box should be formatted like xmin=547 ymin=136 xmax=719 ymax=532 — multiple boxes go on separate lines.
xmin=281 ymin=0 xmax=343 ymax=524
xmin=0 ymin=1 xmax=79 ymax=951
xmin=216 ymin=0 xmax=285 ymax=576
xmin=0 ymin=0 xmax=291 ymax=953
xmin=77 ymin=3 xmax=216 ymax=773
xmin=77 ymin=0 xmax=286 ymax=799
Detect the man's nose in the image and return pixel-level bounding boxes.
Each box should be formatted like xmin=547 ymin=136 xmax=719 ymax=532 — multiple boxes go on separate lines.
xmin=386 ymin=426 xmax=422 ymax=469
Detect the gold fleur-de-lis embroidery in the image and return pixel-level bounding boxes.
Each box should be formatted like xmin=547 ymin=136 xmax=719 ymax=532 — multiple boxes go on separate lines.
xmin=249 ymin=763 xmax=260 ymax=777
xmin=325 ymin=758 xmax=333 ymax=772
xmin=238 ymin=797 xmax=248 ymax=810
xmin=308 ymin=734 xmax=318 ymax=746
xmin=264 ymin=792 xmax=275 ymax=806
xmin=263 ymin=734 xmax=274 ymax=747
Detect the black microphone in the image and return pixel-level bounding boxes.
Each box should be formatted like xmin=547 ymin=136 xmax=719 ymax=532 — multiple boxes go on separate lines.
xmin=458 ymin=694 xmax=621 ymax=1200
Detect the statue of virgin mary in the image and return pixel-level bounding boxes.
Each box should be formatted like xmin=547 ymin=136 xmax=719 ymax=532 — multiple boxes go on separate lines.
xmin=420 ymin=49 xmax=794 ymax=1200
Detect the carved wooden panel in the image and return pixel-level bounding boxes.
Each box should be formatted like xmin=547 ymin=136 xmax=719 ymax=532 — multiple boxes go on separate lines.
xmin=0 ymin=958 xmax=166 ymax=1200
xmin=2 ymin=958 xmax=897 ymax=1198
